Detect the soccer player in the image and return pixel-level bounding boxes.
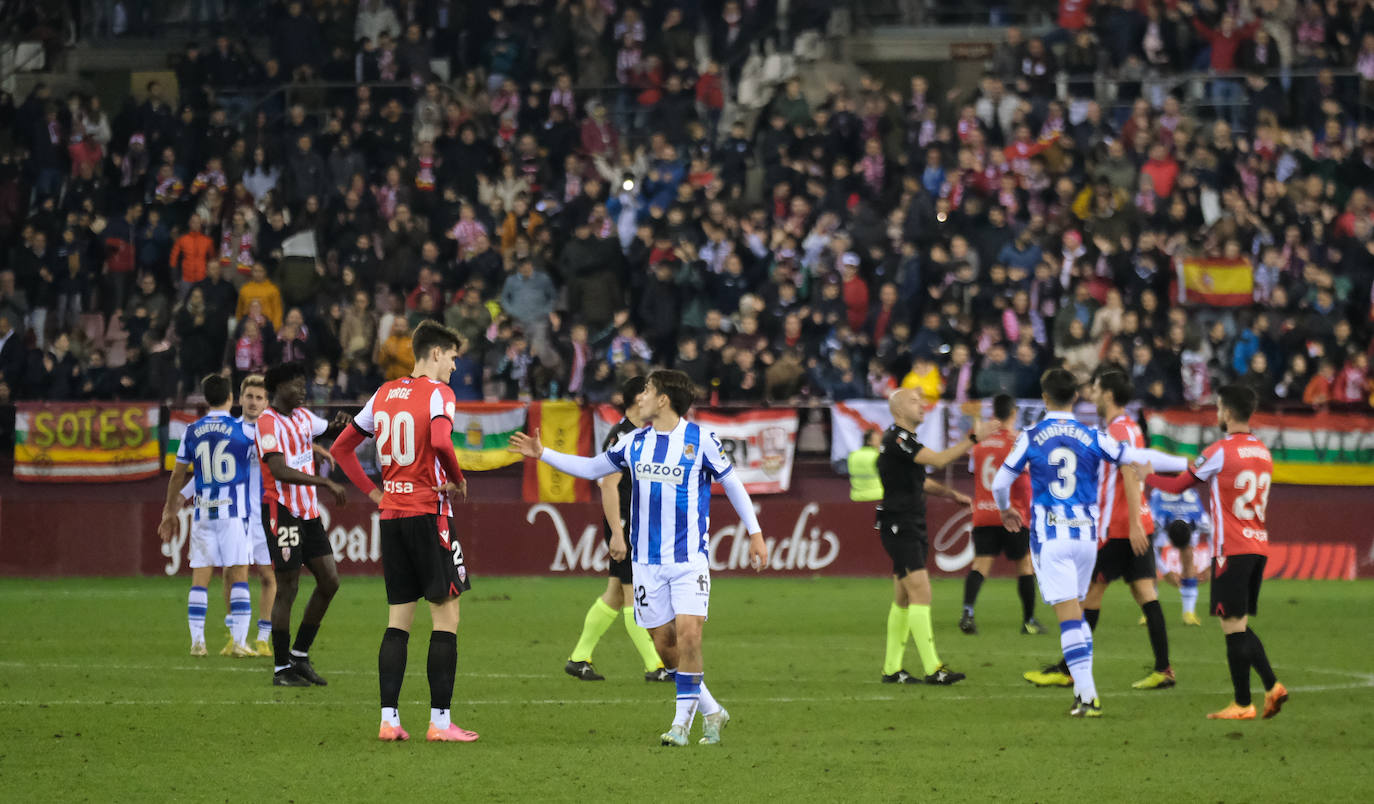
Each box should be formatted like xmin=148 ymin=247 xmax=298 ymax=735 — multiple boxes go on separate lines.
xmin=158 ymin=374 xmax=259 ymax=658
xmin=876 ymin=388 xmax=977 ymax=686
xmin=331 ymin=321 xmax=480 ymax=743
xmin=257 ymin=362 xmax=350 ymax=687
xmin=235 ymin=375 xmax=277 ymax=656
xmin=1028 ymin=370 xmax=1175 ymax=690
xmin=563 ymin=376 xmax=669 ymax=683
xmin=1145 ymin=385 xmax=1288 ymax=720
xmin=992 ymin=368 xmax=1188 ymax=717
xmin=1149 ymin=487 xmax=1211 ymax=624
xmin=960 ymin=393 xmax=1041 ymax=636
xmin=508 ymin=369 xmax=768 ymax=747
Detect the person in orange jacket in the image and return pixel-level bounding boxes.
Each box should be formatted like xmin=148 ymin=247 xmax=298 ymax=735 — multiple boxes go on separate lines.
xmin=170 ymin=214 xmax=214 ymax=294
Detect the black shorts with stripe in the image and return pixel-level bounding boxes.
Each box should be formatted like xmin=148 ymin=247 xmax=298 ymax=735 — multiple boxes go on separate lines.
xmin=381 ymin=514 xmax=471 ymax=605
xmin=1210 ymin=553 xmax=1265 ymax=619
xmin=262 ymin=501 xmax=331 ymax=571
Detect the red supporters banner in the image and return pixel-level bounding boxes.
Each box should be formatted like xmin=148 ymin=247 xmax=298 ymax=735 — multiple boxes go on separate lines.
xmin=13 ymin=402 xmax=162 ymax=482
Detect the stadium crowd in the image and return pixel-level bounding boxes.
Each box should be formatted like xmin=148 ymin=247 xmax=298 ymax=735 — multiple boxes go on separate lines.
xmin=0 ymin=0 xmax=1373 ymax=411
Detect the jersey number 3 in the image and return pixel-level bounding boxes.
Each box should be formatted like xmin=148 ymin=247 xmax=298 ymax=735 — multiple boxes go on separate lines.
xmin=374 ymin=411 xmax=416 ymax=467
xmin=1047 ymin=447 xmax=1077 ymax=499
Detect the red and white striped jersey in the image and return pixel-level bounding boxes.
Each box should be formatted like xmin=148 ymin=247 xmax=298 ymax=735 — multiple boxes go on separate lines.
xmin=352 ymin=377 xmax=458 ymax=519
xmin=1097 ymin=414 xmax=1155 ymax=542
xmin=1190 ymin=432 xmax=1273 ymax=557
xmin=257 ymin=406 xmax=328 ymax=520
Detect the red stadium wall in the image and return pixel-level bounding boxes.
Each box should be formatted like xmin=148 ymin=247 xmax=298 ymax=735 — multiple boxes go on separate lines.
xmin=0 ymin=477 xmax=1368 ymax=579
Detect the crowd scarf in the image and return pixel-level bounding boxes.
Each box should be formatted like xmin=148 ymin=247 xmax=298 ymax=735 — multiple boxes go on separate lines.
xmin=597 ymin=216 xmax=614 ymax=239
xmin=235 ymin=332 xmax=265 ymax=371
xmin=1135 ymin=188 xmax=1158 ymax=216
xmin=374 ymin=183 xmax=398 ymax=220
xmin=450 ymin=218 xmax=486 ymax=252
xmin=550 ymin=87 xmax=576 ymax=117
xmin=378 ymin=47 xmax=397 ymax=80
xmin=998 ymin=185 xmax=1021 ymax=218
xmin=221 ymin=228 xmax=255 ymax=275
xmin=154 ymin=175 xmax=184 ymax=204
xmin=568 ymin=340 xmax=590 ymax=393
xmin=859 ymin=154 xmax=885 ymax=195
xmin=415 ymin=155 xmax=436 ymax=192
xmin=563 ymin=172 xmax=581 ymax=203
xmin=956 ymin=115 xmax=978 ymax=143
xmin=191 ymin=169 xmax=226 ymax=195
xmin=861 ymin=113 xmax=880 ymax=142
xmin=278 ymin=324 xmax=311 ymax=364
xmin=917 ymin=118 xmax=937 ymax=148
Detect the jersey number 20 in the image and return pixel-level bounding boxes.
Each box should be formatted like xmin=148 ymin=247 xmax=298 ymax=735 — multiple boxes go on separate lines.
xmin=1047 ymin=447 xmax=1077 ymax=499
xmin=374 ymin=411 xmax=416 ymax=467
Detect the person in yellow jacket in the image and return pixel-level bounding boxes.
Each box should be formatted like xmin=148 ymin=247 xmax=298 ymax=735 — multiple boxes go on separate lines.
xmin=900 ymin=354 xmax=943 ymax=402
xmin=235 ymin=263 xmax=284 ymax=330
xmin=848 ymin=429 xmax=884 ymax=501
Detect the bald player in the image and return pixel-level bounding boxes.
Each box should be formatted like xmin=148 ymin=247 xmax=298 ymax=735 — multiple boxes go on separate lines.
xmin=875 ymin=389 xmax=983 ymax=685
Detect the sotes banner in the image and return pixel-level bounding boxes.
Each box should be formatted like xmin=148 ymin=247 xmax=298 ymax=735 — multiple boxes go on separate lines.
xmin=1144 ymin=409 xmax=1374 ymax=485
xmin=695 ymin=409 xmax=799 ymax=494
xmin=14 ymin=402 xmax=162 ymax=482
xmin=1176 ymin=257 xmax=1253 ymax=306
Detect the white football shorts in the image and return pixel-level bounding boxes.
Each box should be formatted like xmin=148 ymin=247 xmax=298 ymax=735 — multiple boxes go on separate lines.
xmin=631 ymin=555 xmax=711 ymax=629
xmin=1031 ymin=538 xmax=1097 ymax=606
xmin=189 ymin=516 xmax=253 ymax=569
xmin=248 ymin=506 xmax=271 ymax=565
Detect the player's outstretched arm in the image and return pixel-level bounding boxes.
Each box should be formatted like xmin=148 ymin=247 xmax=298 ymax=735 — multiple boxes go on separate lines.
xmin=924 ymin=477 xmax=971 ymax=506
xmin=329 ymin=423 xmax=381 ymax=503
xmin=158 ymin=461 xmax=193 ymax=543
xmin=509 ymin=428 xmax=620 ymax=479
xmin=719 ymin=472 xmax=768 ymax=571
xmin=1144 ymin=470 xmax=1199 ymax=493
xmin=1115 ymin=443 xmax=1189 ymax=474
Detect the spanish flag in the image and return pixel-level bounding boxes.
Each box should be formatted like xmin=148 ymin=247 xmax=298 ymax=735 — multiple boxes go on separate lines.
xmin=522 ymin=400 xmax=593 ymax=502
xmin=1176 ymin=257 xmax=1253 ymax=307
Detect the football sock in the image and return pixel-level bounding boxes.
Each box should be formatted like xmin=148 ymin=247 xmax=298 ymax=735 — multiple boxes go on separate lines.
xmin=883 ymin=603 xmax=908 ymax=675
xmin=224 ymin=613 xmax=233 ymax=629
xmin=1079 ymin=619 xmax=1094 ymax=690
xmin=187 ymin=586 xmax=208 ymax=645
xmin=569 ymin=598 xmax=618 ymax=662
xmin=381 ymin=707 xmax=400 ymax=728
xmin=1017 ymin=574 xmax=1036 ymax=622
xmin=1060 ymin=620 xmax=1096 ymax=702
xmin=962 ymin=570 xmax=985 ymax=614
xmin=1084 ymin=608 xmax=1100 ymax=631
xmin=379 ymin=627 xmax=409 ymax=712
xmin=1225 ymin=631 xmax=1253 ymax=706
xmin=428 ymin=631 xmax=457 ymax=717
xmin=1180 ymin=578 xmax=1199 ymax=615
xmin=907 ymin=604 xmax=941 ymax=676
xmin=1246 ymin=628 xmax=1277 ymax=690
xmin=271 ymin=628 xmax=291 ymax=670
xmin=229 ymin=582 xmax=252 ymax=646
xmin=623 ymin=607 xmax=663 ymax=672
xmin=1142 ymin=600 xmax=1170 ymax=671
xmin=257 ymin=619 xmax=272 ymax=643
xmin=431 ymin=708 xmax=451 ymax=730
xmin=291 ymin=623 xmax=319 ymax=658
xmin=697 ymin=678 xmax=722 ymax=717
xmin=674 ymin=671 xmax=702 ymax=729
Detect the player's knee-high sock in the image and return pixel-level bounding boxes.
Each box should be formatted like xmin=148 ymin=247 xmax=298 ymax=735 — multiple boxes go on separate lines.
xmin=428 ymin=631 xmax=457 ymax=729
xmin=291 ymin=624 xmax=319 ymax=659
xmin=623 ymin=607 xmax=663 ymax=671
xmin=696 ymin=678 xmax=722 ymax=716
xmin=883 ymin=603 xmax=908 ymax=675
xmin=1180 ymin=578 xmax=1199 ymax=615
xmin=1245 ymin=628 xmax=1277 ymax=690
xmin=1060 ymin=620 xmax=1096 ymax=701
xmin=962 ymin=570 xmax=985 ymax=616
xmin=187 ymin=586 xmax=208 ymax=645
xmin=1079 ymin=619 xmax=1094 ymax=689
xmin=257 ymin=618 xmax=272 ymax=643
xmin=569 ymin=598 xmax=618 ymax=662
xmin=1017 ymin=575 xmax=1036 ymax=622
xmin=673 ymin=671 xmax=702 ymax=728
xmin=1224 ymin=631 xmax=1253 ymax=706
xmin=229 ymin=582 xmax=252 ymax=646
xmin=1141 ymin=600 xmax=1170 ymax=671
xmin=378 ymin=628 xmax=408 ymax=727
xmin=907 ymin=604 xmax=941 ymax=676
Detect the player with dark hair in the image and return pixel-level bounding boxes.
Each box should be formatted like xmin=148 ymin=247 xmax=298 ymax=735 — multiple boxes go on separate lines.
xmin=994 ymin=368 xmax=1189 ymax=717
xmin=1025 ymin=370 xmax=1176 ymax=689
xmin=1149 ymin=485 xmax=1211 ymax=624
xmin=961 ymin=394 xmax=1041 ymax=636
xmin=876 ymin=388 xmax=977 ymax=685
xmin=159 ymin=374 xmax=259 ymax=658
xmin=257 ymin=361 xmax=350 ymax=687
xmin=563 ymin=375 xmax=669 ymax=683
xmin=331 ymin=320 xmax=481 ymax=742
xmin=509 ymin=369 xmax=768 ymax=746
xmin=1146 ymin=385 xmax=1287 ymax=720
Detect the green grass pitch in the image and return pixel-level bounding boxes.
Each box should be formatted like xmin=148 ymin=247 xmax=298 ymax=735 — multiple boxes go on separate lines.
xmin=1 ymin=576 xmax=1371 ymax=802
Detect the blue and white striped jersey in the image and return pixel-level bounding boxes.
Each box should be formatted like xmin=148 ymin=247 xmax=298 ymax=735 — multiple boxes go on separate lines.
xmin=1148 ymin=488 xmax=1210 ymax=535
xmin=1001 ymin=411 xmax=1127 ymax=546
xmin=176 ymin=410 xmax=257 ymax=522
xmin=605 ymin=418 xmax=735 ymax=566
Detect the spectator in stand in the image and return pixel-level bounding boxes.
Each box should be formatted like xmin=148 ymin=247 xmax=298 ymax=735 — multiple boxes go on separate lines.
xmin=235 ymin=263 xmax=283 ymax=330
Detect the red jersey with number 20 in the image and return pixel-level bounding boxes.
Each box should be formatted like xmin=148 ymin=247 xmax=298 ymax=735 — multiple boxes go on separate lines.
xmin=352 ymin=376 xmax=458 ymax=519
xmin=1190 ymin=433 xmax=1272 ymax=557
xmin=257 ymin=407 xmax=328 ymax=520
xmin=970 ymin=428 xmax=1030 ymax=527
xmin=1097 ymin=414 xmax=1154 ymax=542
